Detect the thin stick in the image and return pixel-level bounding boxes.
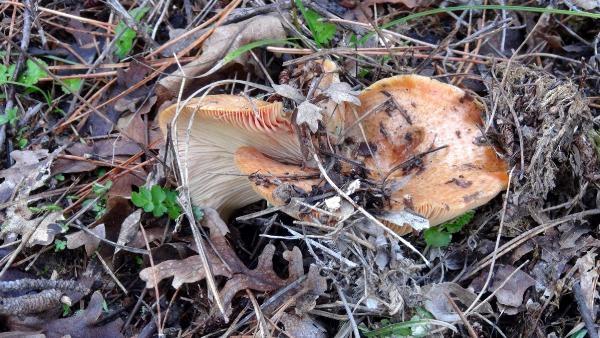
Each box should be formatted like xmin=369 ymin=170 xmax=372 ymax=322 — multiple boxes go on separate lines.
xmin=96 ymin=253 xmax=128 ymax=294
xmin=573 ymin=281 xmax=599 ymax=338
xmin=460 ymin=208 xmax=600 ymax=281
xmin=140 ymin=225 xmax=163 ymax=337
xmin=311 ymin=152 xmax=430 ymax=265
xmin=465 ymin=168 xmax=514 ymax=314
xmin=445 ymin=293 xmax=477 ymax=338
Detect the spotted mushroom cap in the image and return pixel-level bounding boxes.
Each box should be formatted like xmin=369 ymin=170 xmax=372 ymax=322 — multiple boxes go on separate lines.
xmin=157 ymin=94 xmax=302 ymax=218
xmin=346 ymin=75 xmax=509 ymax=231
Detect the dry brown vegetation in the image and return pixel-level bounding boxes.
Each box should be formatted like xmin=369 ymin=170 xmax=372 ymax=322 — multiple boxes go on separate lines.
xmin=0 ymin=0 xmax=599 ymax=337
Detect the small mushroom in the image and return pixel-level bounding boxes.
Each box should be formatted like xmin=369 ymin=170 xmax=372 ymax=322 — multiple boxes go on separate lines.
xmin=157 ymin=94 xmax=303 ymax=218
xmin=345 ymin=75 xmax=508 ymax=233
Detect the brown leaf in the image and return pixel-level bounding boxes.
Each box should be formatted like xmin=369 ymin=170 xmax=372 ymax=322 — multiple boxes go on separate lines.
xmin=469 ymin=265 xmax=535 ymax=310
xmin=0 ymin=150 xmax=53 ymax=204
xmin=139 ymin=208 xmax=317 ymax=319
xmin=423 ymin=282 xmax=493 ymax=322
xmin=65 ymin=223 xmax=105 ymax=256
xmin=128 ymin=227 xmax=164 ymax=249
xmin=41 ymin=291 xmax=123 ymax=338
xmin=0 ymin=211 xmax=63 ymax=247
xmin=156 ymin=15 xmax=286 ymax=100
xmin=139 ymin=252 xmax=231 ymax=289
xmin=114 ymin=210 xmax=141 ymax=255
xmin=278 ymin=313 xmax=327 ymax=338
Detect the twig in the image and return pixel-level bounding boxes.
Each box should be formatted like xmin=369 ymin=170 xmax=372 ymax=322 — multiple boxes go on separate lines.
xmin=331 ymin=279 xmax=360 ymax=338
xmin=140 ymin=225 xmax=163 ymax=337
xmin=573 ymin=281 xmax=599 ymax=338
xmin=445 ymin=293 xmax=477 ymax=338
xmin=96 ymin=253 xmax=128 ymax=295
xmin=465 ymin=168 xmax=514 ymax=314
xmin=461 ymin=208 xmax=600 ymax=281
xmin=311 ymin=151 xmax=430 ymax=265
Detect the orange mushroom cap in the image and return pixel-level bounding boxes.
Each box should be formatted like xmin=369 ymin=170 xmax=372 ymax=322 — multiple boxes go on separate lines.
xmin=157 ymin=94 xmax=303 ymax=218
xmin=346 ymin=75 xmax=508 ymax=229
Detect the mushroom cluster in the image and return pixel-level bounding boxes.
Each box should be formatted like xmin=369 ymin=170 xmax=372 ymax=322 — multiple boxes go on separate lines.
xmin=157 ymin=65 xmax=508 ymax=233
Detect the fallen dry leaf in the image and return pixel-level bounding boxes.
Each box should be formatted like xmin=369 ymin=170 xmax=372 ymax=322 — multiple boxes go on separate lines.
xmin=65 ymin=224 xmax=105 ymax=256
xmin=114 ymin=210 xmax=141 ymax=255
xmin=156 ymin=15 xmax=286 ymax=100
xmin=0 ymin=150 xmax=53 ymax=204
xmin=423 ymin=282 xmax=492 ymax=322
xmin=41 ymin=291 xmax=123 ymax=338
xmin=139 ymin=208 xmax=321 ymax=319
xmin=273 ymin=83 xmax=305 ymax=103
xmin=1 ymin=210 xmax=63 ymax=247
xmin=278 ymin=313 xmax=327 ymax=338
xmin=572 ymin=0 xmax=600 ymax=9
xmin=469 ymin=264 xmax=535 ymax=312
xmin=296 ymin=101 xmax=323 ymax=133
xmin=322 ymin=82 xmax=361 ymax=106
xmin=84 ymin=59 xmax=151 ymax=136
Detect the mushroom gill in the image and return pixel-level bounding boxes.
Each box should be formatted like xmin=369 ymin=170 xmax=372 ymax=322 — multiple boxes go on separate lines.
xmin=157 ymin=94 xmax=302 ymax=218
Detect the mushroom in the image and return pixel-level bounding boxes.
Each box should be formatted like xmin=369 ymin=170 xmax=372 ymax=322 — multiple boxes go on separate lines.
xmin=157 ymin=94 xmax=304 ymax=219
xmin=158 ymin=73 xmax=508 ymax=235
xmin=344 ymin=74 xmax=508 ymax=234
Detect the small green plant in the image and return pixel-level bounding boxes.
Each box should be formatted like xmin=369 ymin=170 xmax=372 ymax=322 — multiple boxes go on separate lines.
xmin=61 ymin=303 xmax=72 ymax=317
xmin=295 ymin=0 xmax=336 ymax=46
xmin=29 ymin=204 xmax=63 ymax=214
xmin=131 ymin=185 xmax=181 ymax=220
xmin=61 ymin=78 xmax=83 ymax=94
xmin=92 ymin=180 xmax=113 ymax=195
xmin=0 ymin=107 xmax=18 ymax=126
xmin=82 ymin=198 xmax=107 ymax=220
xmin=114 ymin=7 xmax=150 ymax=59
xmin=16 ymin=126 xmax=28 ymax=149
xmin=54 ymin=239 xmax=67 ymax=252
xmin=423 ymin=211 xmax=475 ymax=248
xmin=192 ymin=205 xmax=204 ymax=221
xmin=362 ymin=308 xmax=434 ymax=337
xmin=0 ymin=58 xmax=51 ymax=104
xmin=18 ymin=59 xmax=47 ymax=86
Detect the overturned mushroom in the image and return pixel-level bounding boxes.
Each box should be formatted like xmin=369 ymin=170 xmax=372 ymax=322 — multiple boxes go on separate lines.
xmin=158 ymin=94 xmax=305 ymax=219
xmin=158 ymin=73 xmax=508 ymax=234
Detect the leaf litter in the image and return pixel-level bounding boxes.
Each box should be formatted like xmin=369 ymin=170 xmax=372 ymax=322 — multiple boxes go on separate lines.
xmin=1 ymin=1 xmax=600 ymax=337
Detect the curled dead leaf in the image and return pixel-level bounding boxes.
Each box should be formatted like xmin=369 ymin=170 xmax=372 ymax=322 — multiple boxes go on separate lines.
xmin=423 ymin=282 xmax=492 ymax=322
xmin=139 ymin=208 xmax=323 ymax=319
xmin=65 ymin=224 xmax=106 ymax=256
xmin=156 ymin=15 xmax=286 ymax=100
xmin=296 ymin=101 xmax=323 ymax=133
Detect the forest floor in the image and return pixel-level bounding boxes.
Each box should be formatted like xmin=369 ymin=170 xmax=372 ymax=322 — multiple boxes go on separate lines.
xmin=0 ymin=0 xmax=599 ymax=337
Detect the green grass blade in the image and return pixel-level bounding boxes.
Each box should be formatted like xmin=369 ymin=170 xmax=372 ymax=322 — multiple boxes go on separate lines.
xmin=222 ymin=38 xmax=299 ymax=64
